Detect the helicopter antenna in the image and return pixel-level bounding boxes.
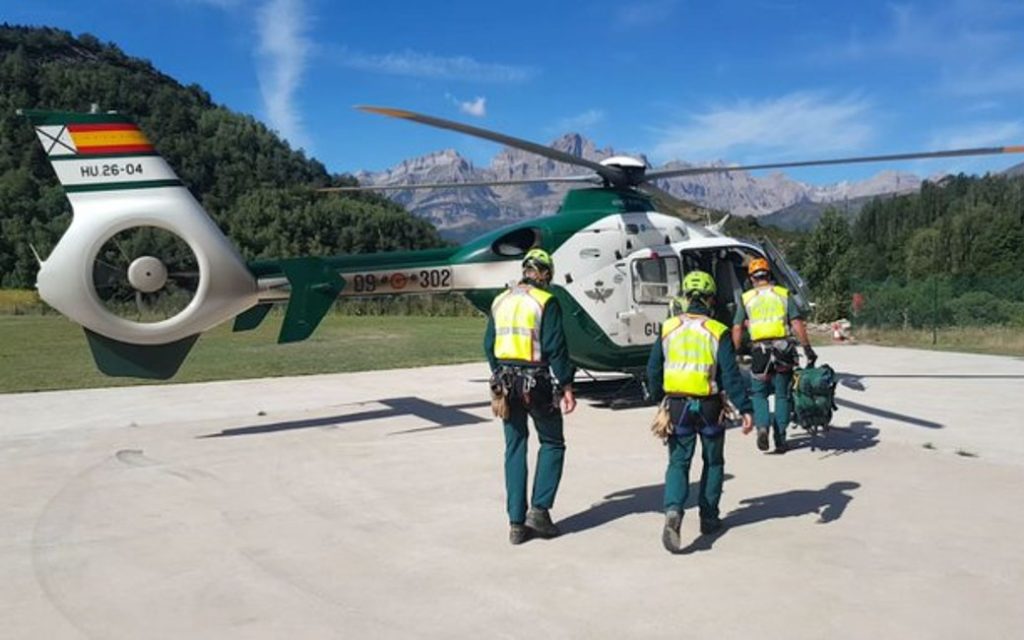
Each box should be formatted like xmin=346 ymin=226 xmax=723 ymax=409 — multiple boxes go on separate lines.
xmin=708 ymin=214 xmax=731 ymax=233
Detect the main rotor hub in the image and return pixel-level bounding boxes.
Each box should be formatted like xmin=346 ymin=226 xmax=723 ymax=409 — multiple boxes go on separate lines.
xmin=600 ymin=156 xmax=647 ymax=186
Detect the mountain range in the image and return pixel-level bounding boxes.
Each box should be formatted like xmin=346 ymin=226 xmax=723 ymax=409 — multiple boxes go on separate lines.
xmin=355 ymin=133 xmax=925 ymax=239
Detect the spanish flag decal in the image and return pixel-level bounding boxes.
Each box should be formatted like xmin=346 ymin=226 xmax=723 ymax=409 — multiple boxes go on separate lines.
xmin=67 ymin=123 xmax=154 ymax=155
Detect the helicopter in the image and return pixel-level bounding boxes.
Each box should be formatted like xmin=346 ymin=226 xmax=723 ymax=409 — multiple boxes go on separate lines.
xmin=17 ymin=106 xmax=1024 ymax=379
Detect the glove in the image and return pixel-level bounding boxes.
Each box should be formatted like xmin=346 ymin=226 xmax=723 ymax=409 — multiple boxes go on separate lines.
xmin=803 ymin=345 xmax=818 ymax=367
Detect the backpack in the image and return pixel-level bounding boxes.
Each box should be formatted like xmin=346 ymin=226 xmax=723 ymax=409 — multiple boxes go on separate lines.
xmin=791 ymin=364 xmax=838 ymax=429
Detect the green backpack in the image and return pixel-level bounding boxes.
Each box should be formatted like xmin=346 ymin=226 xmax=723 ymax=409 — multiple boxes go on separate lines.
xmin=792 ymin=364 xmax=838 ymax=429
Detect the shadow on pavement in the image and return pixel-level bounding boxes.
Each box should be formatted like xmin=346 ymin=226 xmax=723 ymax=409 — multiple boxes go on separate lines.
xmin=833 ymin=397 xmax=943 ymax=429
xmin=198 ymin=398 xmax=490 ymax=438
xmin=558 ymin=475 xmax=734 ymax=535
xmin=840 ymin=373 xmax=1024 ymax=389
xmin=787 ymin=420 xmax=879 ymax=457
xmin=676 ymin=480 xmax=861 ymax=555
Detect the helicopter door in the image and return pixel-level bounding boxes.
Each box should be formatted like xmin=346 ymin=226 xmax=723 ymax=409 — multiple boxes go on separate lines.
xmin=761 ymin=239 xmax=812 ymax=316
xmin=624 ymin=253 xmax=681 ymax=344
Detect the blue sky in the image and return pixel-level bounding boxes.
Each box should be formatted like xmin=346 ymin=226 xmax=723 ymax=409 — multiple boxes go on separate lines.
xmin=7 ymin=0 xmax=1024 ymax=184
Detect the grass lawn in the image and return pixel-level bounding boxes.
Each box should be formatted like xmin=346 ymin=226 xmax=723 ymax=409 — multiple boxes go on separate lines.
xmin=0 ymin=313 xmax=487 ymax=394
xmin=853 ymin=326 xmax=1024 ymax=357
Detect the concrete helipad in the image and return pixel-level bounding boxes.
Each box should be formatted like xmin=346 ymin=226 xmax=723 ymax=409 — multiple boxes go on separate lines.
xmin=2 ymin=344 xmax=1023 ymax=639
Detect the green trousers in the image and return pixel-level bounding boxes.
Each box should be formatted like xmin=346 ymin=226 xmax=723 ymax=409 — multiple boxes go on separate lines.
xmin=503 ymin=400 xmax=565 ymax=525
xmin=663 ymin=431 xmax=725 ymax=521
xmin=752 ymin=370 xmax=793 ymax=445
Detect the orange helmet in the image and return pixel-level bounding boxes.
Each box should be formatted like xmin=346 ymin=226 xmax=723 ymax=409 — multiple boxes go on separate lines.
xmin=748 ymin=257 xmax=771 ymax=278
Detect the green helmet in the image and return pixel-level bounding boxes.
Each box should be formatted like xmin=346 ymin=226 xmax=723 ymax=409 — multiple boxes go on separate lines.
xmin=681 ymin=270 xmax=716 ymax=298
xmin=522 ymin=248 xmax=554 ymax=276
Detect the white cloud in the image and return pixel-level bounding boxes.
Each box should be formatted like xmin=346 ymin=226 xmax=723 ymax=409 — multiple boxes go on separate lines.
xmin=918 ymin=119 xmax=1024 ymax=176
xmin=614 ymin=0 xmax=678 ymax=28
xmin=183 ymin=0 xmax=244 ymax=8
xmin=335 ymin=48 xmax=535 ymax=83
xmin=651 ymin=92 xmax=875 ymax=164
xmin=554 ymin=109 xmax=606 ymax=133
xmin=929 ymin=120 xmax=1024 ymax=150
xmin=444 ymin=93 xmax=487 ymax=118
xmin=824 ymin=2 xmax=1024 ymax=99
xmin=459 ymin=97 xmax=487 ymax=118
xmin=255 ymin=0 xmax=312 ymax=152
xmin=836 ymin=1 xmax=1021 ymax=62
xmin=941 ymin=63 xmax=1024 ymax=98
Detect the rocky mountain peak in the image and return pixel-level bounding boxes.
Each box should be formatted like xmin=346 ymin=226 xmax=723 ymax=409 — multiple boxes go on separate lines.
xmin=356 ymin=133 xmax=928 ymax=237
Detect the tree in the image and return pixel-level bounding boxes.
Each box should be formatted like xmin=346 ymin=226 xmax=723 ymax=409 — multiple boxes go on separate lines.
xmin=800 ymin=208 xmax=853 ymax=321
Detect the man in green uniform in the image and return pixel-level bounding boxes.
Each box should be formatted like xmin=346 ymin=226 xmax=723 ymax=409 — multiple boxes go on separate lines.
xmin=484 ymin=248 xmax=577 ymax=545
xmin=731 ymin=257 xmax=816 ymax=454
xmin=647 ymin=271 xmax=753 ymax=552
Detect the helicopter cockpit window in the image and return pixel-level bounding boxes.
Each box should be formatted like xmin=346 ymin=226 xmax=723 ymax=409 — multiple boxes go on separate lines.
xmin=631 ymin=256 xmax=681 ymax=304
xmin=491 ymin=227 xmax=540 ymax=257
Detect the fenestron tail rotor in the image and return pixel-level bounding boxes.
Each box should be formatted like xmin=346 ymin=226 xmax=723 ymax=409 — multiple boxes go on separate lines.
xmin=92 ymin=227 xmax=200 ymax=322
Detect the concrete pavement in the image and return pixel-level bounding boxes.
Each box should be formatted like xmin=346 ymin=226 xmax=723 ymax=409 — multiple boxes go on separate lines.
xmin=1 ymin=344 xmax=1023 ymax=638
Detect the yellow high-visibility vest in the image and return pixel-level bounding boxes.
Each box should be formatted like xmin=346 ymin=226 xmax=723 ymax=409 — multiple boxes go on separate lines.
xmin=742 ymin=285 xmax=789 ymax=341
xmin=661 ymin=313 xmax=728 ymax=396
xmin=492 ymin=285 xmax=553 ymax=364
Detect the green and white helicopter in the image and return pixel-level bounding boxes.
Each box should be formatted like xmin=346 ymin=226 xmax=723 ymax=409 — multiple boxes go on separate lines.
xmin=18 ymin=106 xmax=1024 ymax=379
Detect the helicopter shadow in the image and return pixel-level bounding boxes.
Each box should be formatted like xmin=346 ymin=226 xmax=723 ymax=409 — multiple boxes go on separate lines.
xmin=675 ymin=480 xmax=861 ymax=555
xmin=786 ymin=420 xmax=879 ymax=458
xmin=558 ymin=475 xmax=734 ymax=535
xmin=198 ymin=397 xmax=490 ymax=438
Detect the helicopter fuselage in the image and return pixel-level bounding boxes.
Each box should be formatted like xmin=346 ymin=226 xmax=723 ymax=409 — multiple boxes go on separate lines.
xmin=249 ymin=189 xmax=807 ymax=373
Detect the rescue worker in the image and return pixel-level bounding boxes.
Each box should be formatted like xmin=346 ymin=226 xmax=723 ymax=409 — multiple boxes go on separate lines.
xmin=484 ymin=248 xmax=576 ymax=545
xmin=731 ymin=257 xmax=816 ymax=454
xmin=647 ymin=271 xmax=753 ymax=552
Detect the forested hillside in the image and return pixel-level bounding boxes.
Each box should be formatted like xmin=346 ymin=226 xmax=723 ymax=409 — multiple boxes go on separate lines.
xmin=0 ymin=25 xmax=444 ymax=288
xmin=794 ymin=174 xmax=1024 ymax=326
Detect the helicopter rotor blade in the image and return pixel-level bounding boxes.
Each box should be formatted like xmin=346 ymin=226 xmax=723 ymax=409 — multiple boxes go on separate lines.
xmin=356 ymin=105 xmax=625 ymax=185
xmin=318 ymin=175 xmax=601 ymax=193
xmin=644 ymin=144 xmax=1024 ymax=181
xmin=636 ymin=182 xmax=714 ymax=223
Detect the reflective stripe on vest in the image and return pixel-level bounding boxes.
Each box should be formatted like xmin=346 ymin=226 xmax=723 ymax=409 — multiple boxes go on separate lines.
xmin=492 ymin=285 xmax=553 ymax=364
xmin=661 ymin=314 xmax=728 ymax=396
xmin=742 ymin=285 xmax=789 ymax=341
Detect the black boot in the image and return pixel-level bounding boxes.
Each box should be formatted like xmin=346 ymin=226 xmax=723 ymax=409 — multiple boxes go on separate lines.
xmin=700 ymin=517 xmax=725 ymax=536
xmin=757 ymin=429 xmax=769 ymax=451
xmin=509 ymin=524 xmax=531 ymax=545
xmin=662 ymin=510 xmax=682 ymax=552
xmin=526 ymin=508 xmax=561 ymax=538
